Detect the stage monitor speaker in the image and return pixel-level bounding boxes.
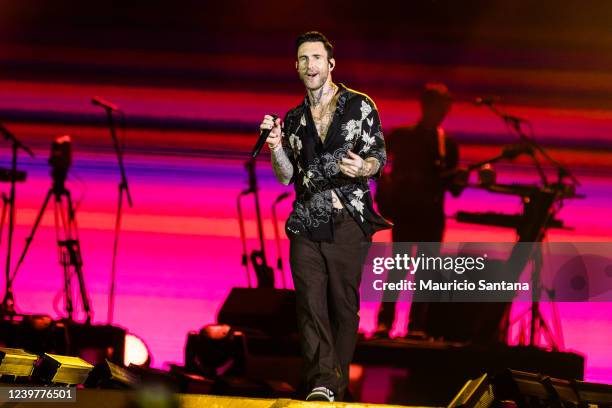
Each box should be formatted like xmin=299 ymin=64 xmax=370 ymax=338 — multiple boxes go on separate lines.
xmin=448 ymin=373 xmax=495 ymax=408
xmin=494 ymin=369 xmax=591 ymax=408
xmin=84 ymin=359 xmax=141 ymax=389
xmin=36 ymin=353 xmax=94 ymax=385
xmin=0 ymin=347 xmax=38 ymax=377
xmin=217 ymin=288 xmax=297 ymax=336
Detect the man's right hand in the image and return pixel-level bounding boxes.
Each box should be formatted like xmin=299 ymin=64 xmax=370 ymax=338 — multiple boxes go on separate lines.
xmin=260 ymin=115 xmax=282 ymax=150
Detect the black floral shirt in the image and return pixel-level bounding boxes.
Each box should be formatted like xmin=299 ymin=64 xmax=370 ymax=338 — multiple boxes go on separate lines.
xmin=281 ymin=83 xmax=392 ymax=242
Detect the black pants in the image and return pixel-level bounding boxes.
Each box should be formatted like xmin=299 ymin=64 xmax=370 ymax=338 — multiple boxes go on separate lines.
xmin=289 ymin=209 xmax=368 ymax=400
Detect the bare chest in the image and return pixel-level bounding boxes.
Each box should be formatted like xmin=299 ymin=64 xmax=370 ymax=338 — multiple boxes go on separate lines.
xmin=310 ymin=103 xmax=337 ymax=143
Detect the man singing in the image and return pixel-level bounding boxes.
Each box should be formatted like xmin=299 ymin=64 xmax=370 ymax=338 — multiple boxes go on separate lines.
xmin=259 ymin=32 xmax=390 ymax=402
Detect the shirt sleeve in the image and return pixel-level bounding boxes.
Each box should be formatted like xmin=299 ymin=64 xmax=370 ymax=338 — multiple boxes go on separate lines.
xmin=359 ymin=99 xmax=386 ymax=178
xmin=280 ymin=112 xmax=298 ymax=185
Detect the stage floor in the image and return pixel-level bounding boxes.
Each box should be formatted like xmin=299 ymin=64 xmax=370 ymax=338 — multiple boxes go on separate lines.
xmin=2 ymin=388 xmax=418 ymax=408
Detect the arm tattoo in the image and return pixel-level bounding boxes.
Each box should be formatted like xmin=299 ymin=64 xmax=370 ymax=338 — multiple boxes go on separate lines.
xmin=271 ymin=146 xmax=294 ymax=185
xmin=359 ymin=158 xmax=381 ymax=177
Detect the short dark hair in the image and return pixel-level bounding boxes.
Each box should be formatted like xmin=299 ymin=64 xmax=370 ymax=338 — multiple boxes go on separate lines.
xmin=295 ymin=31 xmax=334 ymax=60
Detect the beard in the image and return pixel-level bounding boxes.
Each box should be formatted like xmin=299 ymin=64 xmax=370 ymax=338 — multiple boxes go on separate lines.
xmin=300 ymin=66 xmax=330 ymax=91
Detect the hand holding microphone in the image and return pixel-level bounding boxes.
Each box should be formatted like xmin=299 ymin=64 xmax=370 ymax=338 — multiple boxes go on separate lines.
xmin=260 ymin=114 xmax=281 ymax=147
xmin=252 ymin=114 xmax=281 ymax=158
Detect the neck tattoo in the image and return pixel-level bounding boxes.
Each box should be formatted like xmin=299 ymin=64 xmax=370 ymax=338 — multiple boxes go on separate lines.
xmin=310 ymin=83 xmax=339 ymax=141
xmin=309 ymin=82 xmax=337 ymax=107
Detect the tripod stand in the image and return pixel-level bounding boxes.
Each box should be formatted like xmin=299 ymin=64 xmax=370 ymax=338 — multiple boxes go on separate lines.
xmin=12 ymin=178 xmax=92 ymax=323
xmin=0 ymin=123 xmax=34 ymax=316
xmin=526 ymin=245 xmax=560 ymax=349
xmin=506 ymin=186 xmax=574 ymax=350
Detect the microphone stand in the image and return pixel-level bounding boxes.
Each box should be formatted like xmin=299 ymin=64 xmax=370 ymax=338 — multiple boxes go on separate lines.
xmin=98 ymin=107 xmax=133 ymax=324
xmin=483 ymin=102 xmax=550 ymax=186
xmin=271 ymin=192 xmax=290 ymax=289
xmin=243 ymin=159 xmax=274 ymax=288
xmin=482 ymin=101 xmax=580 ymax=189
xmin=237 ymin=189 xmax=252 ymax=287
xmin=0 ymin=123 xmax=34 ymax=316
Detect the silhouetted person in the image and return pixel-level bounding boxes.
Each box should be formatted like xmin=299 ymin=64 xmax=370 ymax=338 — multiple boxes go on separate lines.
xmin=375 ymin=82 xmax=466 ymax=338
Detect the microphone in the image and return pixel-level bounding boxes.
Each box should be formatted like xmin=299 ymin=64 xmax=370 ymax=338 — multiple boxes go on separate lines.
xmin=274 ymin=191 xmax=291 ymax=203
xmin=91 ymin=96 xmax=121 ymax=112
xmin=474 ymin=96 xmax=500 ymax=106
xmin=252 ymin=114 xmax=279 ymax=159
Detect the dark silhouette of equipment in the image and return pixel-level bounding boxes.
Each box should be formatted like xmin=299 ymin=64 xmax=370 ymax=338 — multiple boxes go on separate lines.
xmin=448 ymin=369 xmax=612 ymax=408
xmin=91 ymin=96 xmax=133 ymax=324
xmin=236 ymin=159 xmax=274 ymax=288
xmin=494 ymin=369 xmax=612 ymax=408
xmin=0 ymin=168 xmax=26 ymax=182
xmin=217 ymin=287 xmax=297 ymax=337
xmin=184 ymin=324 xmax=247 ymax=379
xmin=456 ymin=100 xmax=583 ymax=349
xmin=0 ymin=123 xmax=34 ymax=316
xmin=12 ymin=136 xmax=92 ymax=323
xmin=272 ymin=192 xmax=291 ymax=288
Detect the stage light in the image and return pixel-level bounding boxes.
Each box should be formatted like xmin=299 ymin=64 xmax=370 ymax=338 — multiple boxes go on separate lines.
xmin=478 ymin=164 xmax=496 ymax=187
xmin=185 ymin=324 xmax=246 ymax=378
xmin=124 ymin=333 xmax=151 ymax=367
xmin=349 ymin=363 xmax=364 ymax=382
xmin=0 ymin=347 xmax=38 ymax=378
